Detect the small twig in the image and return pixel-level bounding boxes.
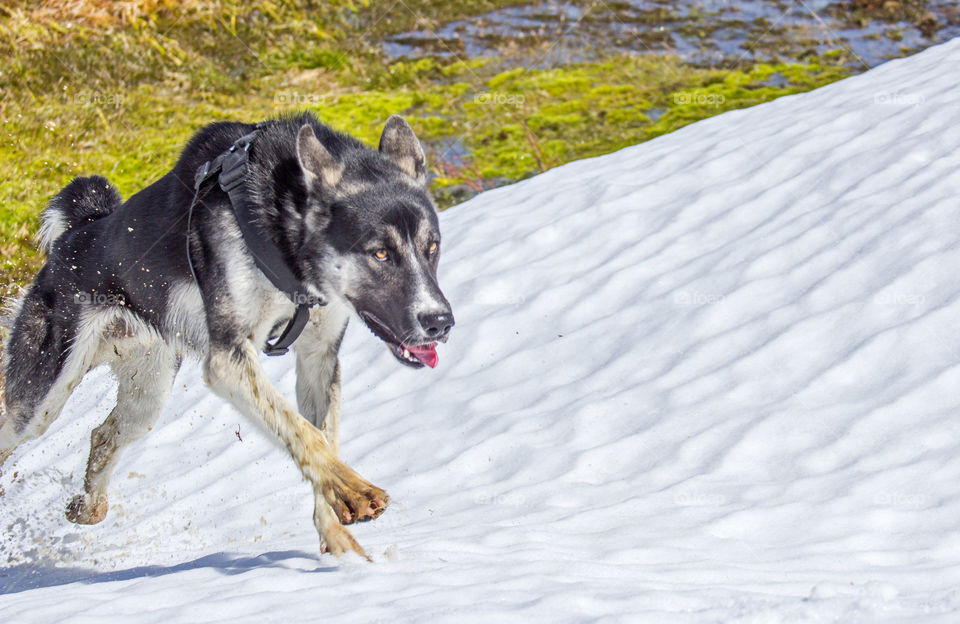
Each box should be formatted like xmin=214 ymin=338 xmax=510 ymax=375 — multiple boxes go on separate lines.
xmin=235 ymin=425 xmax=242 ymax=442
xmin=519 ymin=118 xmax=547 ymax=172
xmin=798 ymin=1 xmax=835 ymax=48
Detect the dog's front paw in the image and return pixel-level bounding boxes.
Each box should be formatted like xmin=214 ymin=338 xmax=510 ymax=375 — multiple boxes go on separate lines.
xmin=319 ymin=525 xmax=370 ymax=560
xmin=66 ymin=493 xmax=108 ymax=524
xmin=314 ymin=498 xmax=371 ymax=560
xmin=323 ymin=461 xmax=389 ymax=525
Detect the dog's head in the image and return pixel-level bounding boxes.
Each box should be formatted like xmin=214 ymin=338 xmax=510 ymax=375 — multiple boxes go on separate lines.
xmin=292 ymin=115 xmax=454 ymax=369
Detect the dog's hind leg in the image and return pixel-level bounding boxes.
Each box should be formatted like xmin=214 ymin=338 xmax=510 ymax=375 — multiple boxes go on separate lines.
xmin=206 ymin=341 xmax=386 ymax=559
xmin=66 ymin=339 xmax=179 ymax=524
xmin=0 ymin=295 xmax=109 ymax=470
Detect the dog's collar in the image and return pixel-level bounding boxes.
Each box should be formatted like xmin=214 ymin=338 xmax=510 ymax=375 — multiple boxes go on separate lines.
xmin=189 ymin=123 xmax=323 ymax=356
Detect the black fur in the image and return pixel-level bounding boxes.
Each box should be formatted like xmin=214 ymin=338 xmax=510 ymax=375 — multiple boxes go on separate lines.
xmin=47 ymin=175 xmax=122 ymax=229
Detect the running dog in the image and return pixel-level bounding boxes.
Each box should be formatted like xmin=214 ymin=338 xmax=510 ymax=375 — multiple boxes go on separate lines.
xmin=0 ymin=112 xmax=454 ymax=559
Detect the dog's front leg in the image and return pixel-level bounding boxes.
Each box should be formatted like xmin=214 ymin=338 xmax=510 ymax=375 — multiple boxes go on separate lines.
xmin=204 ymin=342 xmax=388 ymax=558
xmin=294 ymin=310 xmax=345 ymax=454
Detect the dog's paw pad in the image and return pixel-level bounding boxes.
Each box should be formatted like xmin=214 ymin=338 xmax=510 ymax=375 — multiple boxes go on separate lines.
xmin=345 ymin=488 xmax=389 ymax=524
xmin=327 ymin=481 xmax=389 ymax=525
xmin=362 ymin=492 xmax=389 ymax=520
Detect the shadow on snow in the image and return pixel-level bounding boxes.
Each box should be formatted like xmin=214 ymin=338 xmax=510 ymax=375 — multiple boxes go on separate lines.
xmin=0 ymin=549 xmax=334 ymax=594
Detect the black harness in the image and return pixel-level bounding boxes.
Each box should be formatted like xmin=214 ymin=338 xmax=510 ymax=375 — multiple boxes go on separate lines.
xmin=187 ymin=125 xmax=323 ymax=356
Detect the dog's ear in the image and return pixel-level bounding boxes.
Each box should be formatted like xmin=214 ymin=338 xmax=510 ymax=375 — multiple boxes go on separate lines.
xmin=297 ymin=124 xmax=342 ymax=188
xmin=379 ymin=115 xmax=427 ymax=185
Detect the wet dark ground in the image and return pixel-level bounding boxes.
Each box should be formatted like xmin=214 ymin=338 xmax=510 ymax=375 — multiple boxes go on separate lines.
xmin=383 ymin=0 xmax=960 ymax=69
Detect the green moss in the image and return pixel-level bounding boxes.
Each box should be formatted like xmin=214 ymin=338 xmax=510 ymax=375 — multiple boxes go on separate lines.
xmin=399 ymin=56 xmax=848 ymax=196
xmin=885 ymin=28 xmax=905 ymax=41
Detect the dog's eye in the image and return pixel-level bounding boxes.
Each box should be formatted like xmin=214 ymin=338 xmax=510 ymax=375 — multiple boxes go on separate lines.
xmin=427 ymin=242 xmax=438 ymax=256
xmin=373 ymin=248 xmax=389 ymax=262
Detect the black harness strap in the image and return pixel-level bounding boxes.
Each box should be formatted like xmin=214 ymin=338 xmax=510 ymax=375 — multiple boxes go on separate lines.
xmin=188 ymin=126 xmax=321 ymax=356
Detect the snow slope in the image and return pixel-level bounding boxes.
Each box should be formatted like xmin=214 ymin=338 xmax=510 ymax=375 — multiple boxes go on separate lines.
xmin=3 ymin=39 xmax=960 ymax=623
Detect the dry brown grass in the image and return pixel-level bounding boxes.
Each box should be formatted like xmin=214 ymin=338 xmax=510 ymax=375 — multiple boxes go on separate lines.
xmin=11 ymin=0 xmax=214 ymax=26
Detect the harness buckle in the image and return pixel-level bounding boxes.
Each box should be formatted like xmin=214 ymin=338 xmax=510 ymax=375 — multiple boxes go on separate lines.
xmin=219 ymin=129 xmax=259 ymax=193
xmin=219 ymin=150 xmax=247 ymax=193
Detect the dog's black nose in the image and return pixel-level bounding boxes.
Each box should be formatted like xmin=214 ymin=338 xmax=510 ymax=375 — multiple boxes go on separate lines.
xmin=419 ymin=312 xmax=454 ymax=339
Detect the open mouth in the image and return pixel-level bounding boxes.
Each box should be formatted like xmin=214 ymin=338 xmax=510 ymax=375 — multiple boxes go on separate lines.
xmin=359 ymin=311 xmax=438 ymax=369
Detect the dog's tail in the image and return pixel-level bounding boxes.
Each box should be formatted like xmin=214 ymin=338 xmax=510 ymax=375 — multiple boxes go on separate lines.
xmin=0 ymin=286 xmax=24 ymax=427
xmin=38 ymin=175 xmax=122 ymax=254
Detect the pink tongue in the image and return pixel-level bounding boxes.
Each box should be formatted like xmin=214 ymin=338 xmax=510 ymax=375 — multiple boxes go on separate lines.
xmin=405 ymin=343 xmax=438 ymax=368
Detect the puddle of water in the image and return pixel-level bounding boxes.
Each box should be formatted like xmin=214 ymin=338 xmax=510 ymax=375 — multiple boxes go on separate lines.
xmin=763 ymin=71 xmax=790 ymax=87
xmin=428 ymin=137 xmax=503 ymax=204
xmin=383 ymin=0 xmax=960 ymax=69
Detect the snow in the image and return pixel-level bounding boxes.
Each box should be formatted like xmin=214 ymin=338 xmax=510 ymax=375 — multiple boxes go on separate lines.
xmin=4 ymin=39 xmax=960 ymax=622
